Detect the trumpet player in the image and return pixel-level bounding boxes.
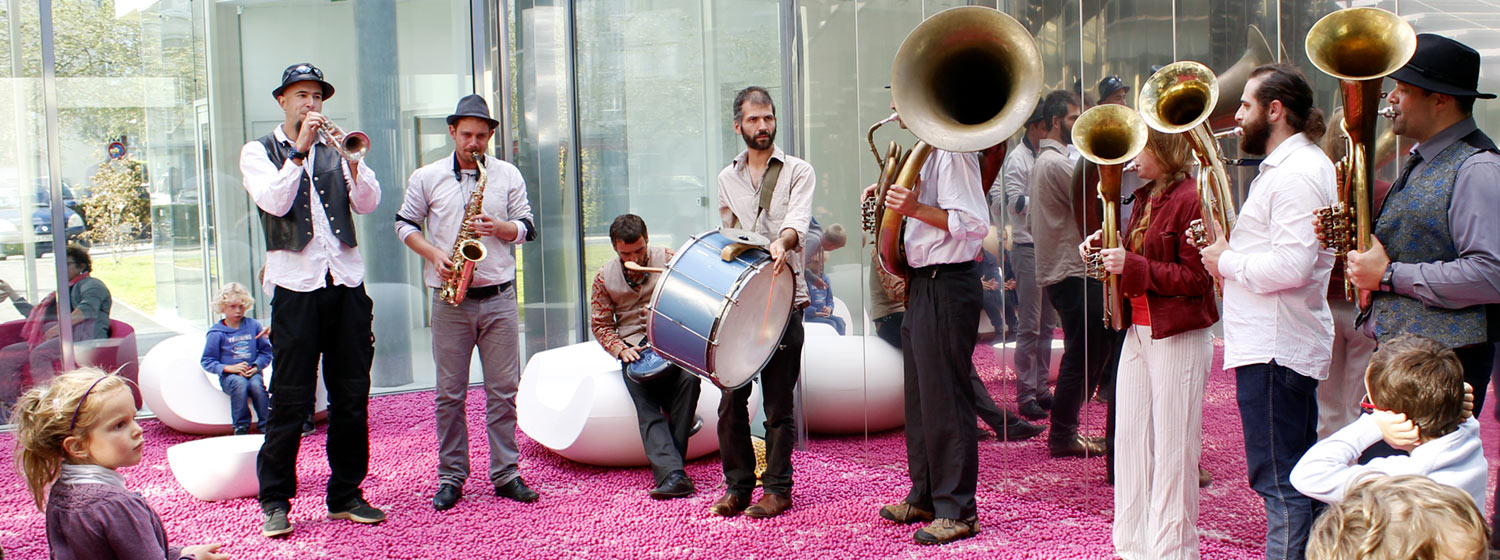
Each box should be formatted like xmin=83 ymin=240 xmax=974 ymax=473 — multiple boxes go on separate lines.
xmin=395 ymin=94 xmax=537 ymax=511
xmin=241 ymin=62 xmax=384 ymax=538
xmin=1194 ymin=64 xmax=1336 ymax=560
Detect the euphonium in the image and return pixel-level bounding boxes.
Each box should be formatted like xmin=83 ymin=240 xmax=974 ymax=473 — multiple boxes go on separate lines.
xmin=316 ymin=119 xmax=371 ymax=163
xmin=865 ymin=6 xmax=1043 ymax=278
xmin=438 ymin=152 xmax=490 ymax=306
xmin=1140 ymin=61 xmax=1240 ymax=253
xmin=1306 ymin=7 xmax=1416 ymax=310
xmin=1073 ymin=105 xmax=1149 ymax=331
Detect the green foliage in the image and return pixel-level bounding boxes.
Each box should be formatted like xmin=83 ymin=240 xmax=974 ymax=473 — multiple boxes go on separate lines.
xmin=81 ymin=157 xmax=149 ymax=261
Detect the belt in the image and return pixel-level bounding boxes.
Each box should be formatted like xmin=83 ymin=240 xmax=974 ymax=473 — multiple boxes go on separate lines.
xmin=436 ymin=281 xmax=512 ymax=301
xmin=911 ymin=260 xmax=976 ymax=276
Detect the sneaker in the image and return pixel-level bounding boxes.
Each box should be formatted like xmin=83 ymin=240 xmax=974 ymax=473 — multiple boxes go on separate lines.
xmin=328 ymin=497 xmax=386 ymax=524
xmin=301 ymin=421 xmax=316 ymax=437
xmin=233 ymin=426 xmax=250 ymax=436
xmin=261 ymin=507 xmax=293 ymax=538
xmin=914 ymin=517 xmax=980 ymax=545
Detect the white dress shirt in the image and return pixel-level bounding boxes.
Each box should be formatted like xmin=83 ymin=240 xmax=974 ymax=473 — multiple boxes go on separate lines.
xmin=240 ymin=124 xmax=381 ymax=292
xmin=395 ymin=153 xmax=533 ymax=289
xmin=1218 ymin=132 xmax=1337 ymax=379
xmin=903 ymin=149 xmax=989 ymax=268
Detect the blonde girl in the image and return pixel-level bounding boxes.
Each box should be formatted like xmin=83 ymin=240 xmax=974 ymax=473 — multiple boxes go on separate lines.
xmin=12 ymin=367 xmax=228 ymax=560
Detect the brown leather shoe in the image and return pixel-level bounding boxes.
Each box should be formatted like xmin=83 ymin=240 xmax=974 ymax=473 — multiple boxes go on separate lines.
xmin=744 ymin=493 xmax=792 ymax=519
xmin=1048 ymin=434 xmax=1106 ymax=458
xmin=709 ymin=492 xmax=751 ymax=517
xmin=1198 ymin=466 xmax=1213 ymax=488
xmin=914 ymin=517 xmax=980 ymax=545
xmin=879 ymin=502 xmax=935 ymax=524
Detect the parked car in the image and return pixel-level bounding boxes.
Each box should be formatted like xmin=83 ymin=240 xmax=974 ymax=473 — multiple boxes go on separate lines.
xmin=0 ymin=180 xmax=89 ymax=259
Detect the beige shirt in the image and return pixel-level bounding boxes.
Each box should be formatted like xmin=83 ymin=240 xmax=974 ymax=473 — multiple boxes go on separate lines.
xmin=1029 ymin=139 xmax=1084 ymax=287
xmin=717 ymin=144 xmax=816 ymax=307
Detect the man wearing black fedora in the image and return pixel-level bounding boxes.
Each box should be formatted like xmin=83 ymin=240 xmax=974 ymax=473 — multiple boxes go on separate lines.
xmin=1343 ymin=31 xmax=1500 ymax=543
xmin=396 ymin=93 xmax=537 ymax=511
xmin=241 ymin=62 xmax=384 ymax=538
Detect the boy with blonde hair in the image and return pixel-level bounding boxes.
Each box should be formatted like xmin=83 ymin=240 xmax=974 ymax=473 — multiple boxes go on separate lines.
xmin=1307 ymin=474 xmax=1489 ymax=560
xmin=1291 ymin=334 xmax=1486 ymax=506
xmin=202 ymin=282 xmax=273 ymax=435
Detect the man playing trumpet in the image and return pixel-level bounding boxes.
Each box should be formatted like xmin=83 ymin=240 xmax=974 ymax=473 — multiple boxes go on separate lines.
xmin=241 ymin=62 xmax=384 ymax=538
xmin=396 ymin=94 xmax=538 ymax=511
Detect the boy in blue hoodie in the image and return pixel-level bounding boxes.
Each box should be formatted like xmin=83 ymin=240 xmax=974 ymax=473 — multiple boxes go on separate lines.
xmin=201 ymin=282 xmax=273 ymax=435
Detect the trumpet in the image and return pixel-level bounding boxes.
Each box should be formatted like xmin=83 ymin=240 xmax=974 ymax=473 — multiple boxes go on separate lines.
xmin=316 ymin=119 xmax=371 ymax=163
xmin=1073 ymin=104 xmax=1148 ymax=331
xmin=1307 ymin=6 xmax=1416 ymax=310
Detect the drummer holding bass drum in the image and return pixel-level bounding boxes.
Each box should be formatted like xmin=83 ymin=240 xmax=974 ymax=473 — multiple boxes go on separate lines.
xmin=588 ymin=214 xmax=701 ymax=500
xmin=710 ymin=86 xmax=816 ymax=520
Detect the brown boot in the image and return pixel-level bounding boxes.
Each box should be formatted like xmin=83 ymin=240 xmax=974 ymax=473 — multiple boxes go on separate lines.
xmin=879 ymin=502 xmax=935 ymax=524
xmin=709 ymin=492 xmax=751 ymax=517
xmin=744 ymin=493 xmax=792 ymax=519
xmin=914 ymin=517 xmax=980 ymax=545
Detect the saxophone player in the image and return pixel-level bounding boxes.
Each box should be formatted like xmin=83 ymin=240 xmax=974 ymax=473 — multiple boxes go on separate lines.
xmin=395 ymin=94 xmax=537 ymax=511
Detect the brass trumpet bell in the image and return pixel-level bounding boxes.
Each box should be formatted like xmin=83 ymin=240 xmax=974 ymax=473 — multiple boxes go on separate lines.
xmin=890 ymin=6 xmax=1044 ymax=153
xmin=1139 ymin=61 xmax=1218 ymax=135
xmin=1306 ymin=7 xmax=1416 ymax=83
xmin=1072 ymin=105 xmax=1149 ymax=168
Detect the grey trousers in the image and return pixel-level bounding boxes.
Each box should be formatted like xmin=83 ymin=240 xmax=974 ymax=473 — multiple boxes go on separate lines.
xmin=1012 ymin=244 xmax=1056 ymax=404
xmin=431 ymin=288 xmax=522 ymax=488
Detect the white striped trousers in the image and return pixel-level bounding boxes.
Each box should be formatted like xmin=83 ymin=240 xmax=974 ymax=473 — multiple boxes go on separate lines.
xmin=1112 ymin=324 xmax=1213 ymax=560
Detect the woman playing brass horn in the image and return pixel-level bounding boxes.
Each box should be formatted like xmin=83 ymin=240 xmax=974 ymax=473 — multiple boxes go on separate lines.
xmin=1079 ymin=128 xmax=1218 ymax=559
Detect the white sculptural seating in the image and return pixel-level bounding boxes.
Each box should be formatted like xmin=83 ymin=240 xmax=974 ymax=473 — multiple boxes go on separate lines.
xmin=166 ymin=434 xmax=264 ymax=502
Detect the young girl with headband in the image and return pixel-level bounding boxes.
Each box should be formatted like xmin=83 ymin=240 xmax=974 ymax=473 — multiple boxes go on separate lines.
xmin=11 ymin=367 xmax=228 ymax=560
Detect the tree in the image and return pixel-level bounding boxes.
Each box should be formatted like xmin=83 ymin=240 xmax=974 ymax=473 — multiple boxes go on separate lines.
xmin=81 ymin=156 xmax=148 ymax=262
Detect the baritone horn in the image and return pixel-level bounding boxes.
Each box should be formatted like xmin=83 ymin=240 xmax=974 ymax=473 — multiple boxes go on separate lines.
xmin=316 ymin=119 xmax=371 ymax=163
xmin=1306 ymin=6 xmax=1415 ymax=310
xmin=1139 ymin=61 xmax=1240 ymax=263
xmin=1073 ymin=105 xmax=1148 ymax=331
xmin=865 ymin=6 xmax=1043 ymax=278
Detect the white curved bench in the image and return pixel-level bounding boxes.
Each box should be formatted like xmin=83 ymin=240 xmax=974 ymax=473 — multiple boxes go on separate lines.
xmin=166 ymin=434 xmax=263 ymax=501
xmin=993 ymin=338 xmax=1067 ymax=383
xmin=801 ymin=336 xmax=905 ymax=434
xmin=517 ymin=342 xmax=759 ymax=467
xmin=140 ymin=333 xmax=328 ymax=435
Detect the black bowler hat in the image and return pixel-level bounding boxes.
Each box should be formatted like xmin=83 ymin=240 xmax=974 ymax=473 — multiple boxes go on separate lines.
xmin=272 ymin=63 xmax=334 ymax=100
xmin=447 ymin=94 xmax=500 ymax=129
xmin=1388 ymin=33 xmax=1496 ymax=100
xmin=1098 ymin=75 xmax=1129 ymax=101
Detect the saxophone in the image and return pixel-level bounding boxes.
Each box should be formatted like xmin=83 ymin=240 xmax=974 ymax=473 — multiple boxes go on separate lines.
xmin=438 ymin=151 xmax=490 ymax=306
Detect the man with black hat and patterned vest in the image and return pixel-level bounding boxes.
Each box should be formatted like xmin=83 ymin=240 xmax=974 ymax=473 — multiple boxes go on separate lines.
xmin=396 ymin=94 xmax=537 ymax=512
xmin=1343 ymin=32 xmax=1500 ymax=543
xmin=240 ymin=62 xmax=383 ymax=538
xmin=588 ymin=213 xmax=700 ymax=501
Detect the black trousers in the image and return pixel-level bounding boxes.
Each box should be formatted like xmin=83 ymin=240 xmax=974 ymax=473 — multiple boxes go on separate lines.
xmin=719 ymin=315 xmax=803 ymax=496
xmin=623 ymin=364 xmax=701 ymax=486
xmin=902 ymin=261 xmax=982 ymax=520
xmin=875 ymin=310 xmax=1023 ymax=434
xmin=1045 ymin=277 xmax=1118 ymax=444
xmin=258 ymin=283 xmax=375 ymax=511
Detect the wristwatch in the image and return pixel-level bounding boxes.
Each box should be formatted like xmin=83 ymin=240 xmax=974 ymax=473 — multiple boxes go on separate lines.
xmin=1379 ymin=263 xmax=1395 ymax=292
xmin=288 ymin=148 xmax=309 ymax=161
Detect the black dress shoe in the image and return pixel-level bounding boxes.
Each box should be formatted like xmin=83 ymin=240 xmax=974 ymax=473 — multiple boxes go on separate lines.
xmin=494 ymin=477 xmax=540 ymax=503
xmin=996 ymin=419 xmax=1045 ymax=442
xmin=1035 ymin=391 xmax=1054 ymax=410
xmin=649 ymin=471 xmax=695 ymax=500
xmin=433 ymin=483 xmax=462 ymax=511
xmin=1017 ymin=400 xmax=1047 ymax=421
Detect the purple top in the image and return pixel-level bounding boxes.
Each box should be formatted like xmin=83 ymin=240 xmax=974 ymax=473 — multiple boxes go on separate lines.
xmin=46 ymin=464 xmax=186 ymax=560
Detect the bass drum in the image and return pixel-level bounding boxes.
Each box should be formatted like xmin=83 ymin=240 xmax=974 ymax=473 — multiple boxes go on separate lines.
xmin=646 ymin=228 xmax=794 ymax=390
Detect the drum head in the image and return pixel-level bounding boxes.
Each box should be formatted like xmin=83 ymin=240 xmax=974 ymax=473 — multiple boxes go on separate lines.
xmin=717 ymin=227 xmax=769 ymax=247
xmin=625 ymin=347 xmax=674 ymax=383
xmin=708 ymin=260 xmax=794 ymax=388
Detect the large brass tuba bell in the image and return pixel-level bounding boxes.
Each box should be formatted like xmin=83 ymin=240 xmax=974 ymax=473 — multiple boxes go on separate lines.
xmin=1139 ymin=61 xmax=1239 ymax=259
xmin=1073 ymin=105 xmax=1148 ymax=331
xmin=868 ymin=6 xmax=1043 ymax=277
xmin=1306 ymin=7 xmax=1415 ymax=310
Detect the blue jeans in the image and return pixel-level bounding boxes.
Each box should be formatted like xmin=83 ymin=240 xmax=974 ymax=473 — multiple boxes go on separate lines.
xmin=803 ymin=309 xmax=845 ymax=334
xmin=221 ymin=372 xmax=270 ymax=432
xmin=1235 ymin=361 xmax=1321 ymax=560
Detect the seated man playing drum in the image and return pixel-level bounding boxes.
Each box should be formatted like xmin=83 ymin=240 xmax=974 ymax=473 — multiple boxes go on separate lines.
xmin=588 ymin=213 xmax=701 ymax=500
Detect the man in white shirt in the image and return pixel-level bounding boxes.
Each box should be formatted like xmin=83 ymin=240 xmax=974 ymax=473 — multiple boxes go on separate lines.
xmin=871 ymin=98 xmax=991 ymax=546
xmin=395 ymin=94 xmax=537 ymax=511
xmin=240 ymin=63 xmax=384 ymax=538
xmin=1197 ymin=64 xmax=1337 ymax=560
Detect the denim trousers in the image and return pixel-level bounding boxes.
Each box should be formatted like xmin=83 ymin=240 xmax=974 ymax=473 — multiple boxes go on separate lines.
xmin=1235 ymin=361 xmax=1321 ymax=560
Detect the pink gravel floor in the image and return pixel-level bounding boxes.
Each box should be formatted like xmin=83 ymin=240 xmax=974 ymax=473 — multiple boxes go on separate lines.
xmin=2 ymin=340 xmax=1497 ymax=559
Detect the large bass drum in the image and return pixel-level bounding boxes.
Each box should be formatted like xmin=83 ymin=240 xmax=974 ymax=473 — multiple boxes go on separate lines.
xmin=646 ymin=228 xmax=794 ymax=390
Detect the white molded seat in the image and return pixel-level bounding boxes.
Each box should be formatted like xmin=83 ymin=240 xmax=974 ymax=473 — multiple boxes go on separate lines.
xmin=801 ymin=336 xmax=905 ymax=434
xmin=166 ymin=434 xmax=263 ymax=501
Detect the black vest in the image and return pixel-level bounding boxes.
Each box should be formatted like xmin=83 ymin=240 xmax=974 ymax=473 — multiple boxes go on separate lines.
xmin=256 ymin=134 xmax=358 ymax=251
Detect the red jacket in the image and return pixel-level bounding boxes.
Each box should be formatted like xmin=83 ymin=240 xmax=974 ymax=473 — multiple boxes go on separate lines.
xmin=1119 ymin=176 xmax=1219 ymax=339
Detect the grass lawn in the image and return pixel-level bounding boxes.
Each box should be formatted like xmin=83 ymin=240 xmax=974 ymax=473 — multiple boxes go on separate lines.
xmin=90 ymin=252 xmax=156 ymax=314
